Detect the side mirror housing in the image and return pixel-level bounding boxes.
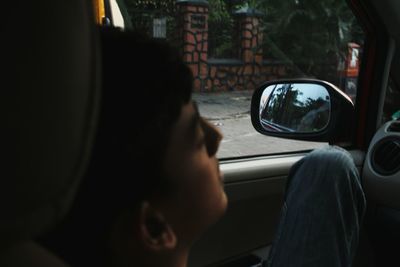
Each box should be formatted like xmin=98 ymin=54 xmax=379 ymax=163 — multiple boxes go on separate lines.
xmin=251 ymin=79 xmax=355 ymax=143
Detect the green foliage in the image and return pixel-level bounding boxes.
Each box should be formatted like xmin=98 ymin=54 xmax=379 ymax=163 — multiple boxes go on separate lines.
xmin=125 ymin=0 xmax=176 ymax=12
xmin=123 ymin=0 xmax=364 ymax=84
xmin=208 ymin=0 xmax=235 ymax=58
xmin=207 ymin=0 xmax=364 ymax=83
xmin=259 ymin=0 xmax=364 ymax=82
xmin=209 ymin=0 xmax=231 ymax=21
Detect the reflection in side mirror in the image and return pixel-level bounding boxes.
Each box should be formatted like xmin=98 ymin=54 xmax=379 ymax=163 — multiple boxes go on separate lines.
xmin=259 ymin=83 xmax=331 ymax=133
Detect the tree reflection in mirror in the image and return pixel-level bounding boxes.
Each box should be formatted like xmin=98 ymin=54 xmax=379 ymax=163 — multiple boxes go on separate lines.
xmin=259 ymin=83 xmax=331 ymax=133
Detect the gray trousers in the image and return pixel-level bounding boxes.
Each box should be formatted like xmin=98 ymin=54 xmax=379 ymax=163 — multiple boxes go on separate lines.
xmin=267 ymin=146 xmax=366 ymax=267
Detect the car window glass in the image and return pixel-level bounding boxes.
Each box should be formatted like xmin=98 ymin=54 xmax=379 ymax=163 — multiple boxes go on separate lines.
xmin=382 ymin=77 xmax=400 ymax=124
xmin=95 ymin=0 xmax=365 ymax=158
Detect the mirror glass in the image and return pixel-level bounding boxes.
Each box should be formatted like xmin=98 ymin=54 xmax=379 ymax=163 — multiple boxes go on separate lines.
xmin=259 ymin=83 xmax=331 ymax=133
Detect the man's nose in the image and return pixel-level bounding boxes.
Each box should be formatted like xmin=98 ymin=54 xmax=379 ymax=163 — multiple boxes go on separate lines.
xmin=203 ymin=120 xmax=223 ymax=157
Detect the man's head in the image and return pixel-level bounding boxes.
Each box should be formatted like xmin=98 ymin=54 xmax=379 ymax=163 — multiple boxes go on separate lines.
xmin=68 ymin=28 xmax=227 ymax=267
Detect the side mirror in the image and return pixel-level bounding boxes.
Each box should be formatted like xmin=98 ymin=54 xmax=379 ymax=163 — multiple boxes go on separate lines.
xmin=251 ymin=79 xmax=355 ymax=143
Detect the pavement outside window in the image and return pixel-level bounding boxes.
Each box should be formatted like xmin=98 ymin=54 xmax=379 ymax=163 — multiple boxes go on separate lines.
xmin=193 ymin=90 xmax=325 ymax=158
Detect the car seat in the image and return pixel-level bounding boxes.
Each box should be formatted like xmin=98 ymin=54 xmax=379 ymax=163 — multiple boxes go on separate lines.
xmin=0 ymin=0 xmax=100 ymax=266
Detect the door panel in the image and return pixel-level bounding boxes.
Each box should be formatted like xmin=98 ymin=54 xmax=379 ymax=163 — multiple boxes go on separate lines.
xmin=188 ymin=150 xmax=365 ymax=267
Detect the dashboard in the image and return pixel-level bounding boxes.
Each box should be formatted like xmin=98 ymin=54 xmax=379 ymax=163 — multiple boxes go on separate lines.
xmin=364 ymin=120 xmax=400 ymax=208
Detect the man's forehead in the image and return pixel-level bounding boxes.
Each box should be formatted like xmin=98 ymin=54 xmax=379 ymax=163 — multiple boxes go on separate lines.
xmin=180 ymin=101 xmax=199 ymax=120
xmin=183 ymin=101 xmax=200 ymax=129
xmin=166 ymin=101 xmax=199 ymax=153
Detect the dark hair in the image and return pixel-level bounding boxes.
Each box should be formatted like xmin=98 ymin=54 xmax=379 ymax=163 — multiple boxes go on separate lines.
xmin=42 ymin=27 xmax=193 ymax=266
xmin=92 ymin=27 xmax=192 ymax=213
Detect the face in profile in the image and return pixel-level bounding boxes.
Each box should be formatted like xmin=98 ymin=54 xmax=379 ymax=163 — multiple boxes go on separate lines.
xmin=108 ymin=101 xmax=227 ymax=267
xmin=162 ymin=101 xmax=227 ymax=243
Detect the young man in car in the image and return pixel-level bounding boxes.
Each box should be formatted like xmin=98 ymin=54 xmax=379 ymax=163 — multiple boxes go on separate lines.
xmin=41 ymin=27 xmax=227 ymax=267
xmin=41 ymin=27 xmax=365 ymax=267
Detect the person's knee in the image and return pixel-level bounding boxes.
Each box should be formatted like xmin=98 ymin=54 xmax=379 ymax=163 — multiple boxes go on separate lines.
xmin=293 ymin=146 xmax=361 ymax=194
xmin=312 ymin=145 xmax=357 ymax=174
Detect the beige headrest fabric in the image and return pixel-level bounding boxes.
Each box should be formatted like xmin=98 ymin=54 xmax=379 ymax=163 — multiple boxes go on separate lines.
xmin=0 ymin=0 xmax=100 ymax=245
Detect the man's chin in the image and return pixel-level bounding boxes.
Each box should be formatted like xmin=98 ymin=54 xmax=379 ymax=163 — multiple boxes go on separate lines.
xmin=213 ymin=192 xmax=228 ymax=223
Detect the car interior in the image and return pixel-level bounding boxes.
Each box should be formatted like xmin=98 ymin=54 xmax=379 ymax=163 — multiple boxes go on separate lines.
xmin=1 ymin=0 xmax=400 ymax=267
xmin=1 ymin=0 xmax=101 ymax=266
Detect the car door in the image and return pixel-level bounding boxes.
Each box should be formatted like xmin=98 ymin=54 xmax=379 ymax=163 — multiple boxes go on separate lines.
xmin=186 ymin=0 xmax=372 ymax=266
xmin=94 ymin=0 xmax=396 ymax=266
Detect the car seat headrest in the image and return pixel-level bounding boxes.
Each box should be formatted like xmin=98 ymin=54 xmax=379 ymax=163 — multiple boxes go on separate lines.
xmin=0 ymin=0 xmax=100 ymax=246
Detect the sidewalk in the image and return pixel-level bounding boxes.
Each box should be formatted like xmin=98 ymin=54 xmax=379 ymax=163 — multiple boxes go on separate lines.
xmin=192 ymin=90 xmax=254 ymax=121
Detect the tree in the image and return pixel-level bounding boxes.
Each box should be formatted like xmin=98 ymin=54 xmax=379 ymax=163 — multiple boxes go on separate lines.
xmin=208 ymin=0 xmax=235 ymax=58
xmin=258 ymin=0 xmax=364 ymax=83
xmin=221 ymin=0 xmax=363 ymax=81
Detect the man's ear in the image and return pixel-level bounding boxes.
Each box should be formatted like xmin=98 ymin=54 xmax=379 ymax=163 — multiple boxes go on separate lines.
xmin=139 ymin=201 xmax=177 ymax=251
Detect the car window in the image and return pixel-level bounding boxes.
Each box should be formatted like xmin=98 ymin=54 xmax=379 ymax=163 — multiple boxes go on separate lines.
xmin=382 ymin=77 xmax=400 ymax=124
xmin=95 ymin=0 xmax=365 ymax=159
